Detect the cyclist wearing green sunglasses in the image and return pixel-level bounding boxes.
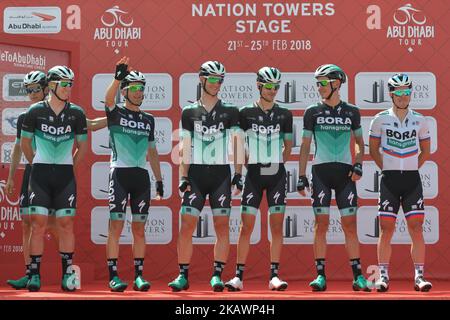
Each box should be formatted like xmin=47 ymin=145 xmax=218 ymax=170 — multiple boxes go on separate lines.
xmin=6 ymin=68 xmax=106 ymax=292
xmin=297 ymin=64 xmax=370 ymax=292
xmin=369 ymin=73 xmax=432 ymax=293
xmin=225 ymin=66 xmax=292 ymax=292
xmin=170 ymin=60 xmax=242 ymax=293
xmin=387 ymin=73 xmax=413 ymax=110
xmin=20 ymin=65 xmax=88 ymax=292
xmin=5 ymin=70 xmax=56 ymax=291
xmin=103 ymin=56 xmax=163 ymax=292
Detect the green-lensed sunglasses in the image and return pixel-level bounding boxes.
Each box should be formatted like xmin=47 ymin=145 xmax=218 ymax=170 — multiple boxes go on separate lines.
xmin=262 ymin=83 xmax=280 ymax=90
xmin=316 ymin=79 xmax=336 ymax=87
xmin=206 ymin=76 xmax=224 ymax=84
xmin=55 ymin=81 xmax=73 ymax=88
xmin=127 ymin=84 xmax=145 ymax=92
xmin=392 ymin=88 xmax=411 ymax=97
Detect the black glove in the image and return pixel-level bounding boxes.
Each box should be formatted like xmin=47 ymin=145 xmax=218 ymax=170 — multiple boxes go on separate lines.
xmin=231 ymin=173 xmax=243 ymax=191
xmin=296 ymin=175 xmax=309 ymax=192
xmin=352 ymin=162 xmax=363 ymax=177
xmin=156 ymin=181 xmax=164 ymax=197
xmin=114 ymin=63 xmax=129 ymax=81
xmin=178 ymin=176 xmax=191 ymax=192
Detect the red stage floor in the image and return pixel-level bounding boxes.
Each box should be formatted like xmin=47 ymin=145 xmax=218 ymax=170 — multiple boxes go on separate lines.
xmin=1 ymin=280 xmax=449 ymax=300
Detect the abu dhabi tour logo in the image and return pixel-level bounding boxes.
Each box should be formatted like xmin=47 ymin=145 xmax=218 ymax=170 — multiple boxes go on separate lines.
xmin=93 ymin=5 xmax=142 ymax=54
xmin=101 ymin=6 xmax=133 ymax=27
xmin=393 ymin=4 xmax=426 ymax=25
xmin=367 ymin=4 xmax=435 ymax=53
xmin=387 ymin=4 xmax=435 ymax=52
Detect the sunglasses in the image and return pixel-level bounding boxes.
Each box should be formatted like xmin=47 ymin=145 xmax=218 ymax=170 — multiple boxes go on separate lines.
xmin=25 ymin=86 xmax=42 ymax=94
xmin=316 ymin=79 xmax=336 ymax=87
xmin=127 ymin=84 xmax=145 ymax=92
xmin=206 ymin=76 xmax=224 ymax=84
xmin=55 ymin=81 xmax=73 ymax=88
xmin=392 ymin=88 xmax=412 ymax=97
xmin=262 ymin=83 xmax=280 ymax=90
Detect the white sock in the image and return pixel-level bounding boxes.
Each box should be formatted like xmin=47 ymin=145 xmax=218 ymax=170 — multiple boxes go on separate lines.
xmin=414 ymin=263 xmax=424 ymax=280
xmin=379 ymin=263 xmax=389 ymax=280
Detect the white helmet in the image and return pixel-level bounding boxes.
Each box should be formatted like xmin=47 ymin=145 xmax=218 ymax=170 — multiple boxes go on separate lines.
xmin=199 ymin=61 xmax=226 ymax=77
xmin=388 ymin=73 xmax=412 ymax=92
xmin=23 ymin=71 xmax=47 ymax=87
xmin=121 ymin=71 xmax=146 ymax=89
xmin=257 ymin=67 xmax=281 ymax=84
xmin=47 ymin=65 xmax=75 ymax=82
xmin=314 ymin=64 xmax=346 ymax=83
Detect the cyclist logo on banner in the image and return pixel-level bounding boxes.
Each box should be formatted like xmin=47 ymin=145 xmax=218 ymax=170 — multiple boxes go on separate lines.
xmin=393 ymin=4 xmax=426 ymax=25
xmin=101 ymin=5 xmax=134 ymax=27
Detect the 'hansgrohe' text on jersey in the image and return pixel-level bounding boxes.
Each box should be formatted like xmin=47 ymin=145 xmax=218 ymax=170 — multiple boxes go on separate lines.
xmin=181 ymin=100 xmax=239 ymax=165
xmin=106 ymin=105 xmax=156 ymax=169
xmin=369 ymin=108 xmax=430 ymax=171
xmin=21 ymin=101 xmax=87 ymax=165
xmin=240 ymin=103 xmax=293 ymax=164
xmin=302 ymin=101 xmax=362 ymax=165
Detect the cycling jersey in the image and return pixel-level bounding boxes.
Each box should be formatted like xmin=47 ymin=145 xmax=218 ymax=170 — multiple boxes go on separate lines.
xmin=21 ymin=101 xmax=87 ymax=164
xmin=302 ymin=101 xmax=362 ymax=165
xmin=369 ymin=108 xmax=430 ymax=171
xmin=16 ymin=112 xmax=36 ymax=150
xmin=181 ymin=100 xmax=239 ymax=165
xmin=16 ymin=112 xmax=34 ymax=214
xmin=106 ymin=104 xmax=155 ymax=169
xmin=239 ymin=103 xmax=293 ymax=164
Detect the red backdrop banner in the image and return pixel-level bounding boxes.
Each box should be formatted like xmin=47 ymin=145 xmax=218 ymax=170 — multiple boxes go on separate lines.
xmin=0 ymin=0 xmax=449 ymax=285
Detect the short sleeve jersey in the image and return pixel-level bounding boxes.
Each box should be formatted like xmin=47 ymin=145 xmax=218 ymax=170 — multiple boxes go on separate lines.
xmin=239 ymin=103 xmax=293 ymax=164
xmin=302 ymin=101 xmax=362 ymax=165
xmin=21 ymin=101 xmax=87 ymax=165
xmin=106 ymin=104 xmax=155 ymax=169
xmin=369 ymin=108 xmax=430 ymax=171
xmin=16 ymin=112 xmax=36 ymax=151
xmin=181 ymin=100 xmax=239 ymax=165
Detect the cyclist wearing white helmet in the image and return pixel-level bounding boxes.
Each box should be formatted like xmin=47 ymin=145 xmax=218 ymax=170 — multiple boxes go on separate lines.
xmin=369 ymin=74 xmax=432 ymax=292
xmin=169 ymin=60 xmax=241 ymax=292
xmin=198 ymin=60 xmax=226 ymax=97
xmin=23 ymin=70 xmax=48 ymax=100
xmin=225 ymin=67 xmax=292 ymax=292
xmin=103 ymin=56 xmax=163 ymax=292
xmin=5 ymin=71 xmax=58 ymax=290
xmin=296 ymin=64 xmax=370 ymax=292
xmin=6 ymin=69 xmax=106 ymax=291
xmin=20 ymin=65 xmax=88 ymax=292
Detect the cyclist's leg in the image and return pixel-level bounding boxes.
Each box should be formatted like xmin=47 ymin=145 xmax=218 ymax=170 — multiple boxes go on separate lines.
xmin=402 ymin=172 xmax=426 ymax=266
xmin=311 ymin=165 xmax=332 ymax=260
xmin=377 ymin=171 xmax=400 ymax=265
xmin=209 ymin=166 xmax=232 ymax=264
xmin=266 ymin=164 xmax=287 ymax=264
xmin=237 ymin=165 xmax=263 ymax=266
